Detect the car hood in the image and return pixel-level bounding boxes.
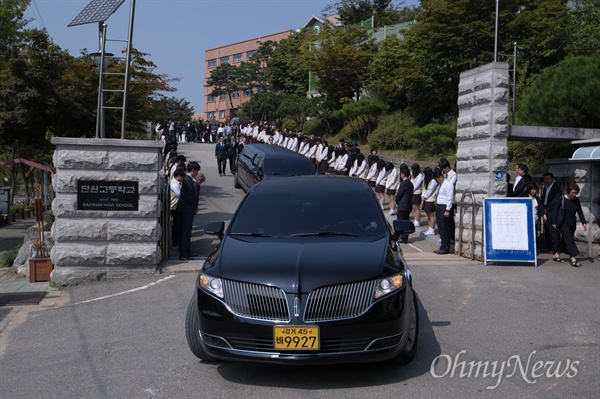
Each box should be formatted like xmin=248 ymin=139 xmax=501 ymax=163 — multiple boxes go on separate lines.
xmin=212 ymin=236 xmax=391 ymax=293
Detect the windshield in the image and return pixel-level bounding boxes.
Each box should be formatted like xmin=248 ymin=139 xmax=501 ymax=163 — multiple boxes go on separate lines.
xmin=263 ymin=158 xmax=316 ymax=176
xmin=229 ymin=191 xmax=386 ymax=237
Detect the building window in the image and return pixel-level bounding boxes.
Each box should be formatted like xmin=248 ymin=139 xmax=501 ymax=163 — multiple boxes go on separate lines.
xmin=207 ymin=112 xmax=215 ymax=119
xmin=207 ymin=96 xmax=216 ymax=102
xmin=233 ymin=53 xmax=243 ymax=62
xmin=220 ymin=56 xmax=230 ymax=65
xmin=231 ymin=91 xmax=240 ymax=98
xmin=219 ymin=110 xmax=226 ymax=118
xmin=243 ymin=89 xmax=252 ymax=97
xmin=207 ymin=59 xmax=217 ymax=67
xmin=219 ymin=94 xmax=226 ymax=101
xmin=246 ymin=50 xmax=256 ymax=60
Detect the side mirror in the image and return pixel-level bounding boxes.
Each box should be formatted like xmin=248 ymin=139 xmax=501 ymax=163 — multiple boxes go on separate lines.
xmin=204 ymin=221 xmax=225 ymax=240
xmin=392 ymin=219 xmax=415 ymax=241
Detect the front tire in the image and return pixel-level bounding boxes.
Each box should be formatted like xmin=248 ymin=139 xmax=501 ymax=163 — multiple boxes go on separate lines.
xmin=185 ymin=297 xmax=217 ymax=361
xmin=234 ymin=173 xmax=241 ymax=189
xmin=391 ymin=290 xmax=419 ymax=364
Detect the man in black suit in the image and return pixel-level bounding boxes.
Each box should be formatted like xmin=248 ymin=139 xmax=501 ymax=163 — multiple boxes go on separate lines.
xmin=215 ymin=136 xmax=228 ymax=176
xmin=226 ymin=134 xmax=238 ymax=174
xmin=173 ymin=161 xmax=201 ymax=260
xmin=542 ymin=172 xmax=562 ymax=251
xmin=395 ymin=166 xmax=414 ymax=244
xmin=512 ymin=173 xmax=532 ymax=197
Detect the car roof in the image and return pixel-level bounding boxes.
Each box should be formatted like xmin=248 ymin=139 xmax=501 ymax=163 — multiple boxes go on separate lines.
xmin=245 ymin=143 xmax=307 ymax=158
xmin=249 ymin=175 xmax=372 ymax=194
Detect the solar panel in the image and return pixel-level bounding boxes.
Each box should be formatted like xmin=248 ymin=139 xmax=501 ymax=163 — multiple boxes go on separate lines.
xmin=68 ymin=0 xmax=126 ymax=27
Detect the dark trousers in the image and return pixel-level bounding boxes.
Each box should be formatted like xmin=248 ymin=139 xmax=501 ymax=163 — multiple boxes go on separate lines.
xmin=435 ymin=205 xmax=452 ymax=253
xmin=228 ymin=155 xmax=237 ymax=173
xmin=553 ymin=223 xmax=580 ymax=257
xmin=175 ymin=211 xmax=195 ymax=257
xmin=396 ymin=210 xmax=411 ymax=243
xmin=543 ymin=220 xmax=554 ymax=251
xmin=216 ymin=157 xmax=227 ymax=174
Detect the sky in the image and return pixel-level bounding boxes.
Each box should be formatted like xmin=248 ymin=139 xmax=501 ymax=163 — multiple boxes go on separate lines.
xmin=25 ymin=0 xmax=418 ymax=116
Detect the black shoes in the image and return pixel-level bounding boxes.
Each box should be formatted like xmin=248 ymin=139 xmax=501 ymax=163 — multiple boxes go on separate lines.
xmin=179 ymin=256 xmax=196 ymax=261
xmin=434 ymin=249 xmax=449 ymax=255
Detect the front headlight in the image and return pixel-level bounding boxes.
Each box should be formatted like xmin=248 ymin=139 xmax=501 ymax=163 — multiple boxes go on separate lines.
xmin=200 ymin=273 xmax=223 ymax=298
xmin=375 ymin=272 xmax=404 ymax=298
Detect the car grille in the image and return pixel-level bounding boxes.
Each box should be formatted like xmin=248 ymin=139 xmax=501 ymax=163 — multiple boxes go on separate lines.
xmin=223 ymin=280 xmax=290 ymax=322
xmin=304 ymin=280 xmax=377 ymax=322
xmin=227 ymin=335 xmax=372 ymax=353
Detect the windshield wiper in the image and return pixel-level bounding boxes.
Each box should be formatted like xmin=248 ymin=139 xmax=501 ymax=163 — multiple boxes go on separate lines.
xmin=229 ymin=232 xmax=272 ymax=237
xmin=290 ymin=231 xmax=361 ymax=237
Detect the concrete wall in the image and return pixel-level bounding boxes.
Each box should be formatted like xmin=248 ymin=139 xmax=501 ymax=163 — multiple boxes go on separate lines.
xmin=455 ymin=62 xmax=510 ymax=260
xmin=50 ymin=138 xmax=164 ymax=286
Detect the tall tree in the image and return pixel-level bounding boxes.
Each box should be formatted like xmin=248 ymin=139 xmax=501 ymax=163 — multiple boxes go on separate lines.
xmin=266 ymin=29 xmax=315 ymax=96
xmin=303 ymin=24 xmax=376 ymax=108
xmin=206 ymin=63 xmax=239 ymax=117
xmin=518 ymin=54 xmax=600 ymax=128
xmin=325 ymin=0 xmax=414 ymax=27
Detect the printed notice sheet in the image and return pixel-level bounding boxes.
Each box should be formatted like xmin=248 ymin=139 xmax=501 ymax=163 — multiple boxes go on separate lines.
xmin=490 ymin=203 xmax=528 ymax=251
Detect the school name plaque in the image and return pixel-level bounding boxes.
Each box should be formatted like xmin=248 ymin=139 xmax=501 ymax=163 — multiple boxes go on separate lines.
xmin=77 ymin=181 xmax=139 ymax=211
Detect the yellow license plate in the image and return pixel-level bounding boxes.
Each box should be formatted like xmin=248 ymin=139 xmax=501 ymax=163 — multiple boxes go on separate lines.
xmin=273 ymin=326 xmax=319 ymax=350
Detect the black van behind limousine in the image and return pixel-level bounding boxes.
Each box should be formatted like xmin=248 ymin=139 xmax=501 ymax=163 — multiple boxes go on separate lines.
xmin=234 ymin=144 xmax=316 ymax=192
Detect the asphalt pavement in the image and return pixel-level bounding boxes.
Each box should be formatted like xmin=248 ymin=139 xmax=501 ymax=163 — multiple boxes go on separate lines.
xmin=0 ymin=142 xmax=598 ymax=398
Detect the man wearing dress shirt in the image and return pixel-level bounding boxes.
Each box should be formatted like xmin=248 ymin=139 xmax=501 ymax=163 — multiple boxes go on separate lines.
xmin=433 ymin=167 xmax=455 ymax=254
xmin=439 ymin=158 xmax=457 ymax=242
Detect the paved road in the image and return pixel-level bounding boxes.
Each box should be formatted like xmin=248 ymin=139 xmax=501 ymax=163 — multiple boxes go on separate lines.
xmin=0 ymin=142 xmax=598 ymax=398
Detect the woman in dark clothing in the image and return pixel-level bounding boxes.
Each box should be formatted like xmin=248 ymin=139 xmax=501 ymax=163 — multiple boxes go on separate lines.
xmin=548 ymin=183 xmax=588 ymax=267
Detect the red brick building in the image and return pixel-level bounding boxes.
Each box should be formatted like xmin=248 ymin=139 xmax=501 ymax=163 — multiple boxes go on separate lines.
xmin=203 ymin=31 xmax=292 ymax=123
xmin=202 ymin=14 xmax=341 ymax=123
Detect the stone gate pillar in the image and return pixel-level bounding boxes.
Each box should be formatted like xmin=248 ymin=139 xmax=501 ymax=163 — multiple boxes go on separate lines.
xmin=50 ymin=138 xmax=164 ymax=285
xmin=455 ymin=62 xmax=510 ymax=259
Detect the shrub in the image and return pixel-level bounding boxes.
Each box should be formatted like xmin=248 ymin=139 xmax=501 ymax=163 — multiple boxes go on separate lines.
xmin=368 ymin=111 xmax=416 ymax=150
xmin=406 ymin=122 xmax=457 ymax=159
xmin=0 ymin=246 xmax=21 ymax=268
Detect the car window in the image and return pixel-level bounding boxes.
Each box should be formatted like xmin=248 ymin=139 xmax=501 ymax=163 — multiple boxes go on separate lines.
xmin=264 ymin=158 xmax=315 ymax=176
xmin=230 ymin=191 xmax=385 ymax=237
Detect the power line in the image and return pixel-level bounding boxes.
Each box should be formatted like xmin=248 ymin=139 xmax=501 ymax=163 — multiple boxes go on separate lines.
xmin=32 ymin=0 xmax=47 ymax=30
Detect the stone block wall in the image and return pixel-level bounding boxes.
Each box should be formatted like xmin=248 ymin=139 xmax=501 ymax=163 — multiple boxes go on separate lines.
xmin=50 ymin=138 xmax=164 ymax=286
xmin=455 ymin=62 xmax=510 ymax=260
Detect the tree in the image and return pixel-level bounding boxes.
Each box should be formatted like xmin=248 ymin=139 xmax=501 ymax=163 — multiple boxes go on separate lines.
xmin=266 ymin=29 xmax=314 ymax=96
xmin=332 ymin=99 xmax=389 ymax=142
xmin=517 ymin=55 xmax=600 ymax=128
xmin=0 ymin=28 xmax=67 ymax=147
xmin=367 ymin=34 xmax=408 ymax=109
xmin=206 ymin=63 xmax=239 ymax=117
xmin=325 ymin=0 xmax=416 ymax=27
xmin=153 ymin=96 xmax=194 ymax=124
xmin=303 ymin=24 xmax=376 ymax=109
xmin=564 ymin=0 xmax=600 ymax=56
xmin=275 ymin=95 xmax=315 ymax=130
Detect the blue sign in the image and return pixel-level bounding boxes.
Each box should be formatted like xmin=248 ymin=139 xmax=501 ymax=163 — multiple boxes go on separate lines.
xmin=483 ymin=197 xmax=537 ymax=266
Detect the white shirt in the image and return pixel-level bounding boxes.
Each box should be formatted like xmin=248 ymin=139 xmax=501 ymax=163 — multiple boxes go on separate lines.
xmin=366 ymin=163 xmax=378 ymax=182
xmin=170 ymin=179 xmax=182 ymax=198
xmin=436 ymin=179 xmax=454 ymax=210
xmin=386 ymin=168 xmax=400 ymax=190
xmin=411 ymin=173 xmax=424 ymax=195
xmin=375 ymin=168 xmax=389 ymax=186
xmin=422 ymin=180 xmax=438 ymax=202
xmin=445 ymin=169 xmax=457 ymax=186
xmin=334 ymin=154 xmax=347 ymax=171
